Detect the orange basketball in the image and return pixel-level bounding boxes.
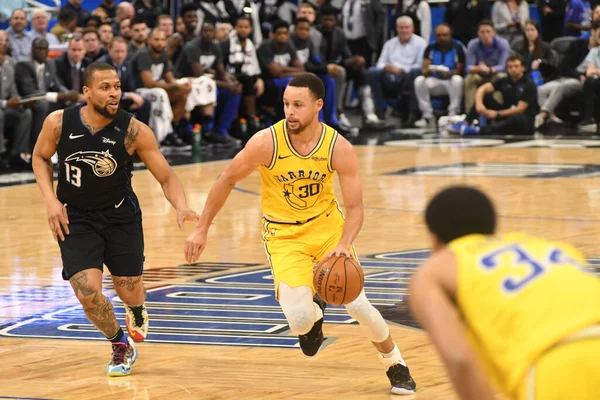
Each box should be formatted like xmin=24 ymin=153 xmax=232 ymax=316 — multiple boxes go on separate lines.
xmin=313 ymin=256 xmax=364 ymax=306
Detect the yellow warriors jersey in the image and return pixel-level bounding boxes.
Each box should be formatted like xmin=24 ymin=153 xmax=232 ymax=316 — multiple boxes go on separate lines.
xmin=258 ymin=120 xmax=338 ymax=222
xmin=450 ymin=233 xmax=600 ymax=396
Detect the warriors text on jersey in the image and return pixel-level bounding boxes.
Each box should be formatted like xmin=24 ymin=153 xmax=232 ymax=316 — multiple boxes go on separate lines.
xmin=56 ymin=104 xmax=137 ymax=210
xmin=450 ymin=232 xmax=600 ymax=396
xmin=258 ymin=119 xmax=339 ymax=223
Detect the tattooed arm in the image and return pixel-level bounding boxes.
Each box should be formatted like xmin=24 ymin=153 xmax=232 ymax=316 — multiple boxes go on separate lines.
xmin=128 ymin=118 xmax=199 ymax=230
xmin=33 ymin=110 xmax=70 ymax=241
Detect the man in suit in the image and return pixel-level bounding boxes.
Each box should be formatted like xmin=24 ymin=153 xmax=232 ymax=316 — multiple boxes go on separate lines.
xmin=15 ymin=38 xmax=80 ymax=147
xmin=0 ymin=44 xmax=33 ymax=168
xmin=341 ymin=0 xmax=386 ymax=67
xmin=97 ymin=37 xmax=151 ymax=125
xmin=54 ymin=34 xmax=92 ymax=101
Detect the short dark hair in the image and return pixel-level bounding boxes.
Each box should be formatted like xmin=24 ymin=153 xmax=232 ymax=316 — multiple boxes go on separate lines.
xmin=319 ymin=5 xmax=339 ymax=17
xmin=435 ymin=22 xmax=452 ymax=33
xmin=295 ymin=17 xmax=311 ymax=26
xmin=236 ymin=16 xmax=253 ymax=26
xmin=478 ymin=19 xmax=494 ymax=30
xmin=84 ymin=15 xmax=102 ymax=27
xmin=272 ymin=19 xmax=290 ymax=33
xmin=180 ymin=3 xmax=198 ymax=17
xmin=425 ymin=186 xmax=496 ymax=244
xmin=82 ymin=27 xmax=100 ymax=40
xmin=58 ymin=8 xmax=77 ymax=22
xmin=131 ymin=16 xmax=147 ymax=27
xmin=506 ymin=53 xmax=524 ymax=66
xmin=83 ymin=62 xmax=117 ymax=87
xmin=288 ymin=73 xmax=325 ymax=100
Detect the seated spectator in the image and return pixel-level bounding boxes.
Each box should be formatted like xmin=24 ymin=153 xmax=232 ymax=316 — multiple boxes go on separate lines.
xmin=54 ymin=34 xmax=91 ymax=101
xmin=98 ymin=23 xmax=114 ymax=49
xmin=92 ymin=7 xmax=109 ymax=24
xmin=492 ymin=0 xmax=529 ymax=45
xmin=195 ymin=0 xmax=232 ymax=37
xmin=318 ymin=6 xmax=377 ymax=127
xmin=580 ymin=24 xmax=600 ymax=129
xmin=29 ymin=9 xmax=60 ymax=46
xmin=414 ymin=24 xmax=465 ymax=128
xmin=97 ymin=37 xmax=150 ymax=125
xmin=579 ymin=4 xmax=600 ymax=39
xmin=564 ymin=0 xmax=592 ymax=36
xmin=290 ymin=3 xmax=322 ymax=50
xmin=445 ymin=0 xmax=491 ymax=49
xmin=63 ymin=0 xmax=91 ymax=27
xmin=84 ymin=15 xmax=103 ymax=29
xmin=216 ymin=22 xmax=233 ymax=41
xmin=367 ymin=16 xmax=426 ymax=125
xmin=118 ymin=18 xmax=132 ymax=42
xmin=0 ymin=31 xmax=14 ymax=67
xmin=0 ymin=42 xmax=32 ymax=168
xmin=464 ymin=20 xmax=510 ymax=113
xmin=341 ymin=0 xmax=386 ymax=68
xmin=257 ymin=0 xmax=298 ymax=38
xmin=537 ymin=0 xmax=567 ymax=43
xmin=51 ymin=9 xmax=78 ymax=43
xmin=158 ymin=15 xmax=174 ymax=37
xmin=223 ymin=0 xmax=262 ymax=45
xmin=113 ymin=2 xmax=135 ymax=36
xmin=15 ymin=38 xmax=80 ymax=149
xmin=167 ymin=4 xmax=198 ymax=64
xmin=131 ymin=28 xmax=192 ymax=148
xmin=134 ymin=0 xmax=164 ymax=28
xmin=176 ymin=17 xmax=185 ymax=35
xmin=257 ymin=20 xmax=304 ymax=119
xmin=535 ymin=21 xmax=599 ymax=129
xmin=220 ymin=16 xmax=264 ymax=134
xmin=83 ymin=28 xmax=107 ymax=62
xmin=128 ymin=19 xmax=149 ymax=61
xmin=8 ymin=9 xmax=33 ymax=62
xmin=450 ymin=55 xmax=537 ymax=135
xmin=97 ymin=0 xmax=117 ymax=23
xmin=175 ymin=22 xmax=242 ymax=147
xmin=393 ymin=0 xmax=432 ymax=43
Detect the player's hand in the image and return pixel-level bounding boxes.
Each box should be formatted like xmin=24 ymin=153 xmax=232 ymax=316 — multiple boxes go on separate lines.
xmin=324 ymin=244 xmax=352 ymax=259
xmin=45 ymin=198 xmax=70 ymax=241
xmin=255 ymin=78 xmax=265 ymax=97
xmin=176 ymin=208 xmax=200 ymax=231
xmin=184 ymin=228 xmax=207 ymax=264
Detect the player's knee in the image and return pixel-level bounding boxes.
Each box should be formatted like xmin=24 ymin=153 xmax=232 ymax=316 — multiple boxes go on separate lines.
xmin=284 ymin=306 xmax=316 ymax=335
xmin=345 ymin=292 xmax=378 ymax=325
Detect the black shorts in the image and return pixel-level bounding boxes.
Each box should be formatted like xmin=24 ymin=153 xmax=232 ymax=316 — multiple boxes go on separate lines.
xmin=58 ymin=198 xmax=145 ymax=281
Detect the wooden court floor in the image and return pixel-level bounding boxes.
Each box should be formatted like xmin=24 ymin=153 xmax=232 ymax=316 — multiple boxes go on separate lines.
xmin=1 ymin=145 xmax=599 ymax=399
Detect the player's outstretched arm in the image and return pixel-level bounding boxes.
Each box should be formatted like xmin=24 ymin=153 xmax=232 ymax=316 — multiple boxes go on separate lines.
xmin=325 ymin=136 xmax=363 ymax=258
xmin=184 ymin=129 xmax=273 ymax=264
xmin=409 ymin=250 xmax=496 ymax=400
xmin=32 ymin=110 xmax=70 ymax=242
xmin=129 ymin=118 xmax=199 ymax=230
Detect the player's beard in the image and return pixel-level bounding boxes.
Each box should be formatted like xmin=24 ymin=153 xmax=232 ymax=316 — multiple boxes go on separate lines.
xmin=93 ymin=101 xmax=118 ymax=119
xmin=286 ymin=120 xmax=305 ymax=135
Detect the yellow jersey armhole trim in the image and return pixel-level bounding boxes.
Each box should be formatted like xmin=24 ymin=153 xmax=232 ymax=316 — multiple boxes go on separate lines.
xmin=267 ymin=125 xmax=278 ymax=169
xmin=327 ymin=129 xmax=338 ymax=173
xmin=283 ymin=121 xmax=326 ymax=159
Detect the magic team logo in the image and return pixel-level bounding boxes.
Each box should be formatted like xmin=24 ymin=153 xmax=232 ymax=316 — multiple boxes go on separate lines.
xmin=65 ymin=150 xmax=118 ymax=177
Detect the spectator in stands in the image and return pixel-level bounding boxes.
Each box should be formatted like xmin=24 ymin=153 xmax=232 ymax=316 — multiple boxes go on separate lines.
xmin=92 ymin=7 xmax=109 ymax=24
xmin=97 ymin=37 xmax=151 ymax=125
xmin=318 ymin=6 xmax=377 ymax=127
xmin=0 ymin=43 xmax=33 ymax=168
xmin=393 ymin=0 xmax=432 ymax=43
xmin=113 ymin=2 xmax=135 ymax=36
xmin=290 ymin=3 xmax=322 ymax=51
xmin=257 ymin=0 xmax=298 ymax=38
xmin=580 ymin=23 xmax=600 ymax=128
xmin=445 ymin=0 xmax=491 ymax=47
xmin=54 ymin=34 xmax=91 ymax=100
xmin=83 ymin=29 xmax=107 ymax=62
xmin=118 ymin=19 xmax=132 ymax=41
xmin=464 ymin=20 xmax=510 ymax=112
xmin=580 ymin=5 xmax=600 ymax=38
xmin=538 ymin=0 xmax=568 ymax=42
xmin=367 ymin=16 xmax=426 ymax=125
xmin=176 ymin=17 xmax=186 ymax=35
xmin=536 ymin=21 xmax=599 ymax=129
xmin=97 ymin=0 xmax=117 ymax=23
xmin=414 ymin=23 xmax=465 ymax=128
xmin=216 ymin=23 xmax=233 ymax=41
xmin=492 ymin=0 xmax=529 ymax=45
xmin=29 ymin=9 xmax=60 ymax=46
xmin=63 ymin=0 xmax=91 ymax=27
xmin=341 ymin=0 xmax=386 ymax=67
xmin=134 ymin=0 xmax=165 ymax=28
xmin=158 ymin=15 xmax=175 ymax=37
xmin=98 ymin=23 xmax=114 ymax=49
xmin=219 ymin=16 xmax=263 ymax=134
xmin=131 ymin=28 xmax=192 ymax=148
xmin=84 ymin=15 xmax=103 ymax=29
xmin=223 ymin=0 xmax=262 ymax=45
xmin=195 ymin=0 xmax=232 ymax=37
xmin=128 ymin=19 xmax=149 ymax=61
xmin=8 ymin=9 xmax=33 ymax=62
xmin=0 ymin=31 xmax=14 ymax=67
xmin=167 ymin=4 xmax=199 ymax=64
xmin=257 ymin=20 xmax=304 ymax=118
xmin=15 ymin=38 xmax=80 ymax=148
xmin=514 ymin=21 xmax=555 ymax=75
xmin=51 ymin=9 xmax=78 ymax=43
xmin=450 ymin=54 xmax=537 ymax=135
xmin=565 ymin=0 xmax=592 ymax=36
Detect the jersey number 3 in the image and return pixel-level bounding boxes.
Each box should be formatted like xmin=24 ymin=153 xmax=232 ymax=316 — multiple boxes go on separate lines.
xmin=65 ymin=162 xmax=82 ymax=187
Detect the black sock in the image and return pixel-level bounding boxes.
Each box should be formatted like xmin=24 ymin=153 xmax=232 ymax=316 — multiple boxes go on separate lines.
xmin=107 ymin=327 xmax=124 ymax=343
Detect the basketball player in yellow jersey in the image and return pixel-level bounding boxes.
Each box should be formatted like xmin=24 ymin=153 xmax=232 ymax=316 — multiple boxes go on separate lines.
xmin=410 ymin=185 xmax=600 ymax=400
xmin=184 ymin=73 xmax=416 ymax=394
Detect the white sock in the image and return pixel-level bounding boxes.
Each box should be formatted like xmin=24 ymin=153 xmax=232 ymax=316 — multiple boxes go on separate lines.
xmin=379 ymin=343 xmax=406 ymax=368
xmin=313 ymin=302 xmax=323 ymax=322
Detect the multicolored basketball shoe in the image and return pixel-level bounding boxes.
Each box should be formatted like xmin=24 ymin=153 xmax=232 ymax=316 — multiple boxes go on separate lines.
xmin=124 ymin=303 xmax=149 ymax=342
xmin=106 ymin=336 xmax=138 ymax=377
xmin=387 ymin=363 xmax=417 ymax=395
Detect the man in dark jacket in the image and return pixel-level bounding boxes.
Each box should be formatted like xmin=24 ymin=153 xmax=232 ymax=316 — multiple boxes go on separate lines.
xmin=445 ymin=0 xmax=491 ymax=47
xmin=54 ymin=34 xmax=92 ymax=98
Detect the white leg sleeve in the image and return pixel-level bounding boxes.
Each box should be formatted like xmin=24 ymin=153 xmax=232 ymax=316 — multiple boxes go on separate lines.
xmin=344 ymin=290 xmax=389 ymax=343
xmin=278 ymin=282 xmax=323 ymax=335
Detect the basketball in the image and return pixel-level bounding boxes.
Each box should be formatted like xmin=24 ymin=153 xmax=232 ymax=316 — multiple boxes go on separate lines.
xmin=313 ymin=256 xmax=364 ymax=306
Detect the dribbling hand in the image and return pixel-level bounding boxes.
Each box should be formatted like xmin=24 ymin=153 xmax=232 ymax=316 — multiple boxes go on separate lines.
xmin=176 ymin=208 xmax=200 ymax=231
xmin=184 ymin=228 xmax=207 ymax=264
xmin=46 ymin=198 xmax=70 ymax=241
xmin=324 ymin=244 xmax=352 ymax=259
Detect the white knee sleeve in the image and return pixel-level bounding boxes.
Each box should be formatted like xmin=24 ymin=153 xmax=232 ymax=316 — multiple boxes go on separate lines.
xmin=278 ymin=282 xmax=323 ymax=335
xmin=345 ymin=290 xmax=389 ymax=343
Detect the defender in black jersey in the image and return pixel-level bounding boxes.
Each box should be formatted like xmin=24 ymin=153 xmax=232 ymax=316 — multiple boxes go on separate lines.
xmin=31 ymin=62 xmax=198 ymax=377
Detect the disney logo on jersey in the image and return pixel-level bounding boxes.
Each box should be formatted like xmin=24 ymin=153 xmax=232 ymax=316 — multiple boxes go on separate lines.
xmin=102 ymin=137 xmax=116 ymax=145
xmin=64 ymin=150 xmax=118 ymax=177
